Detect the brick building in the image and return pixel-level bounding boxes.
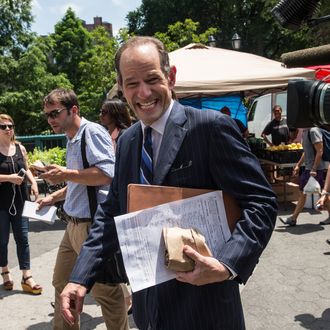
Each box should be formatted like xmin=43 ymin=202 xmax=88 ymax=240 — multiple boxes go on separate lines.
xmin=82 ymin=16 xmax=113 ymax=37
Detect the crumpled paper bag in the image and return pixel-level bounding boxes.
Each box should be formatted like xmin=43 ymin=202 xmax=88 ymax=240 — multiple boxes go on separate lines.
xmin=163 ymin=227 xmax=212 ymax=272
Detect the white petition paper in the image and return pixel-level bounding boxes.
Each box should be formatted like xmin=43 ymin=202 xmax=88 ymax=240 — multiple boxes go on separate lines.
xmin=22 ymin=201 xmax=58 ymax=224
xmin=114 ymin=191 xmax=231 ymax=292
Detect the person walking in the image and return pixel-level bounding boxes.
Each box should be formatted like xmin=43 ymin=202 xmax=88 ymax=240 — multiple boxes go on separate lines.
xmin=0 ymin=113 xmax=42 ymax=294
xmin=37 ymin=89 xmax=128 ymax=330
xmin=315 ymin=162 xmax=330 ymax=246
xmin=60 ymin=36 xmax=277 ymax=330
xmin=280 ymin=127 xmax=330 ymax=226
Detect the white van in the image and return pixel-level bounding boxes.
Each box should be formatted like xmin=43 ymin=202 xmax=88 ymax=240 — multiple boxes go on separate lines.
xmin=247 ymin=92 xmax=287 ymax=139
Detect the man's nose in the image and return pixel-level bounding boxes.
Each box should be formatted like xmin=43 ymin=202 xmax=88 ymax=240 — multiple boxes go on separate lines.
xmin=137 ymin=82 xmax=152 ymax=99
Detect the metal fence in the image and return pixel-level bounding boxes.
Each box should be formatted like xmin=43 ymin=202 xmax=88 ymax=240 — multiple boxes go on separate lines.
xmin=17 ymin=134 xmax=66 ymax=152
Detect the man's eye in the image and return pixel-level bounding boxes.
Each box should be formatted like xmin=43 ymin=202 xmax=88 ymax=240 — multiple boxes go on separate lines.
xmin=126 ymin=82 xmax=137 ymax=88
xmin=148 ymin=77 xmax=159 ymax=84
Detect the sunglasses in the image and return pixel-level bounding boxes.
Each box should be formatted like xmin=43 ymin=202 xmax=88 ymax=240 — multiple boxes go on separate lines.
xmin=44 ymin=108 xmax=67 ymax=119
xmin=100 ymin=109 xmax=109 ymax=116
xmin=0 ymin=124 xmax=15 ymax=130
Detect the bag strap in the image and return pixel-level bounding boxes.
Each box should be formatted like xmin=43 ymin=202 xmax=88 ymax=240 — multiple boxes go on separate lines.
xmin=81 ymin=127 xmax=97 ymax=219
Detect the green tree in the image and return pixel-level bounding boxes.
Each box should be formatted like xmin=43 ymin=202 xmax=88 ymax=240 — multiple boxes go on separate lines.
xmin=127 ymin=0 xmax=326 ymax=59
xmin=51 ymin=8 xmax=91 ymax=89
xmin=155 ymin=19 xmax=218 ymax=51
xmin=0 ymin=37 xmax=72 ymax=135
xmin=0 ymin=0 xmax=34 ymax=58
xmin=78 ymin=27 xmax=119 ymax=121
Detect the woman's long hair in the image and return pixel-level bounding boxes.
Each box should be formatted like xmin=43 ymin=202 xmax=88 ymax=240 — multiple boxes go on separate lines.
xmin=101 ymin=99 xmax=132 ymax=129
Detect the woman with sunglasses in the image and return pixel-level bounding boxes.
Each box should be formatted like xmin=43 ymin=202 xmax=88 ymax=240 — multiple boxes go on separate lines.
xmin=99 ymin=99 xmax=132 ymax=150
xmin=0 ymin=114 xmax=42 ymax=295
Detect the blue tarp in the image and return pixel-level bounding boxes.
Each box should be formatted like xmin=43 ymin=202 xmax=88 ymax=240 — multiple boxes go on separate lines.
xmin=179 ymin=95 xmax=247 ymax=126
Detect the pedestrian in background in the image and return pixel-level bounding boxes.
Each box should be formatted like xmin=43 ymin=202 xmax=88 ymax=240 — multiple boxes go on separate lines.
xmin=315 ymin=163 xmax=330 ymax=245
xmin=0 ymin=114 xmax=42 ymax=295
xmin=220 ymin=106 xmax=249 ymax=138
xmin=37 ymin=89 xmax=128 ymax=330
xmin=99 ymin=97 xmax=133 ymax=313
xmin=280 ymin=127 xmax=330 ymax=226
xmin=99 ymin=98 xmax=132 ymax=150
xmin=261 ymin=105 xmax=289 ymax=146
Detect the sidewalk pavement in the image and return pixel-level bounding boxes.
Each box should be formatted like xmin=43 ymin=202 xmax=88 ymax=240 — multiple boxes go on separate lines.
xmin=1 ymin=202 xmax=330 ymax=329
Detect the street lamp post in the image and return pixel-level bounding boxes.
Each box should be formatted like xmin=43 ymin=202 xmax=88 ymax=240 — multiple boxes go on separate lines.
xmin=231 ymin=33 xmax=242 ymax=50
xmin=208 ymin=35 xmax=217 ymax=47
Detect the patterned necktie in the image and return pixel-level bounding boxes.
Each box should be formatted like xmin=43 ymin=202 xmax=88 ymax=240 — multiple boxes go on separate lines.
xmin=140 ymin=126 xmax=153 ymax=184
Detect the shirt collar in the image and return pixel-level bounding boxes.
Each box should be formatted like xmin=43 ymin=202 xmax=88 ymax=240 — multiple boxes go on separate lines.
xmin=69 ymin=117 xmax=89 ymax=143
xmin=140 ymin=99 xmax=174 ymax=135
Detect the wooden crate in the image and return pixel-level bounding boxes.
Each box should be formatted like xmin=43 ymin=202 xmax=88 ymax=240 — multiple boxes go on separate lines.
xmin=271 ymin=182 xmax=300 ymax=202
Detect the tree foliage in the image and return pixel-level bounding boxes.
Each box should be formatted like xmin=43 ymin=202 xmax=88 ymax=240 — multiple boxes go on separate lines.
xmin=155 ymin=19 xmax=218 ymax=51
xmin=51 ymin=8 xmax=91 ymax=89
xmin=0 ymin=37 xmax=72 ymax=135
xmin=0 ymin=0 xmax=34 ymax=58
xmin=78 ymin=27 xmax=119 ymax=121
xmin=127 ymin=0 xmax=329 ymax=59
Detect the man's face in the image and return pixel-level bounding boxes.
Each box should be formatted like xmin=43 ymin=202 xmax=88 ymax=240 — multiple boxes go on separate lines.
xmin=118 ymin=44 xmax=175 ymax=126
xmin=43 ymin=103 xmax=72 ymax=134
xmin=274 ymin=108 xmax=282 ymax=121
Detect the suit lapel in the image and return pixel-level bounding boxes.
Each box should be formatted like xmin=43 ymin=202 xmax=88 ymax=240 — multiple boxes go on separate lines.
xmin=127 ymin=123 xmax=142 ymax=183
xmin=153 ymin=102 xmax=188 ymax=185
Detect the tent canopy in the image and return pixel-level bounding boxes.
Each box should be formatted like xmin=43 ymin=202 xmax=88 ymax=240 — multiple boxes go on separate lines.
xmin=169 ymin=44 xmax=315 ymax=98
xmin=306 ymin=64 xmax=330 ymax=82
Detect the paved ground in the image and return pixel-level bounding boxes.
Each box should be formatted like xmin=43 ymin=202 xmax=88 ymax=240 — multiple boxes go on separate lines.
xmin=1 ymin=201 xmax=330 ymax=329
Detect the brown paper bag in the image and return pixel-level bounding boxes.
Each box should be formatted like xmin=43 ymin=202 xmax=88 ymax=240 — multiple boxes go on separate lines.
xmin=163 ymin=227 xmax=212 ymax=272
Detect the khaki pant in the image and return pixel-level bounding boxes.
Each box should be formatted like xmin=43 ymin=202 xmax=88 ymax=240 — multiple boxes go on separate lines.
xmin=52 ymin=222 xmax=128 ymax=330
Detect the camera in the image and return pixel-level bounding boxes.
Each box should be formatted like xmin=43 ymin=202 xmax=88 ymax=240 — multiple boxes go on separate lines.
xmin=286 ymin=79 xmax=330 ymax=128
xmin=17 ymin=168 xmax=26 ymax=177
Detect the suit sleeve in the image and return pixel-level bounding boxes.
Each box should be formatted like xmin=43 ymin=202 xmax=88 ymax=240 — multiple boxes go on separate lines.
xmin=209 ymin=115 xmax=277 ymax=284
xmin=69 ymin=140 xmax=123 ymax=288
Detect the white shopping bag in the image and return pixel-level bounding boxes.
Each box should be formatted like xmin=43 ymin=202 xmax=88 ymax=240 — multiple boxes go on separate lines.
xmin=303 ymin=176 xmax=321 ymax=194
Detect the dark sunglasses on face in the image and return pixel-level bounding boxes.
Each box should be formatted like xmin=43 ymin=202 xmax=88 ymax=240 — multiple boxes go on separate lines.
xmin=0 ymin=124 xmax=15 ymax=130
xmin=100 ymin=109 xmax=109 ymax=116
xmin=44 ymin=108 xmax=66 ymax=120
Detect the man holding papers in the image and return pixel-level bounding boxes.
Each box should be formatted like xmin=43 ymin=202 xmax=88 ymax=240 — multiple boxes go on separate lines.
xmin=61 ymin=36 xmax=277 ymax=329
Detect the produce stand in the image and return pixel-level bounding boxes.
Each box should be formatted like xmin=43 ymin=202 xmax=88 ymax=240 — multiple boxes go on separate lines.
xmin=248 ymin=137 xmax=302 ymax=206
xmin=259 ymin=159 xmax=296 ymax=206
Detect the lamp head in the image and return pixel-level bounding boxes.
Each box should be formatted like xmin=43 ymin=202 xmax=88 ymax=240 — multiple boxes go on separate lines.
xmin=231 ymin=33 xmax=241 ymax=50
xmin=207 ymin=35 xmax=216 ymax=47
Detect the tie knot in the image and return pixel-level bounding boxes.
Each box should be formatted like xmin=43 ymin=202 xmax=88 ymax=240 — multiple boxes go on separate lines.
xmin=145 ymin=126 xmax=152 ymax=137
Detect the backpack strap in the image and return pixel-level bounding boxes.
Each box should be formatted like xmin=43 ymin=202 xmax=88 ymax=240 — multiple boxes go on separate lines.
xmin=81 ymin=127 xmax=97 ymax=219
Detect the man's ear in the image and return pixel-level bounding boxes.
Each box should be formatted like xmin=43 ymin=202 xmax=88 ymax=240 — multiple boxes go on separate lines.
xmin=117 ymin=77 xmax=123 ymax=91
xmin=168 ymin=66 xmax=176 ymax=88
xmin=71 ymin=105 xmax=79 ymax=116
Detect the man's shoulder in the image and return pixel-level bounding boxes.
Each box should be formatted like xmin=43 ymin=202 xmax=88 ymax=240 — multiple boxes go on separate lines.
xmin=83 ymin=122 xmax=111 ymax=140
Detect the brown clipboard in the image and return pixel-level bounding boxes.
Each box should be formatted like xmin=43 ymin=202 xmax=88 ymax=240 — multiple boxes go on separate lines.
xmin=127 ymin=184 xmax=241 ymax=233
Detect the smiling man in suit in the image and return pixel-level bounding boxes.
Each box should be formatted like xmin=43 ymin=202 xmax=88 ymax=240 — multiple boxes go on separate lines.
xmin=60 ymin=36 xmax=278 ymax=330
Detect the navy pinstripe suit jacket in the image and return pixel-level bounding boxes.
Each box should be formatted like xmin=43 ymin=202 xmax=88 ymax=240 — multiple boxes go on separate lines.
xmin=71 ymin=101 xmax=277 ymax=330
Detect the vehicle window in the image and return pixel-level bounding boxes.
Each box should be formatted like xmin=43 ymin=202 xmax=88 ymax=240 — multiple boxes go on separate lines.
xmin=275 ymin=92 xmax=287 ymax=117
xmin=248 ymin=101 xmax=257 ymax=121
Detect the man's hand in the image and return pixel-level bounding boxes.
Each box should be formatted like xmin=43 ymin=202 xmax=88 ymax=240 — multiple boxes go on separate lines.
xmin=36 ymin=195 xmax=54 ymax=210
xmin=316 ymin=194 xmax=330 ymax=210
xmin=39 ymin=164 xmax=67 ymax=184
xmin=60 ymin=283 xmax=87 ymax=326
xmin=175 ymin=245 xmax=230 ymax=286
xmin=30 ymin=182 xmax=39 ymax=201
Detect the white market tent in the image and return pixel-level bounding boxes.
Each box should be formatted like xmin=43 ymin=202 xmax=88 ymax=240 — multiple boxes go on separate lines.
xmin=169 ymin=43 xmax=315 ymax=98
